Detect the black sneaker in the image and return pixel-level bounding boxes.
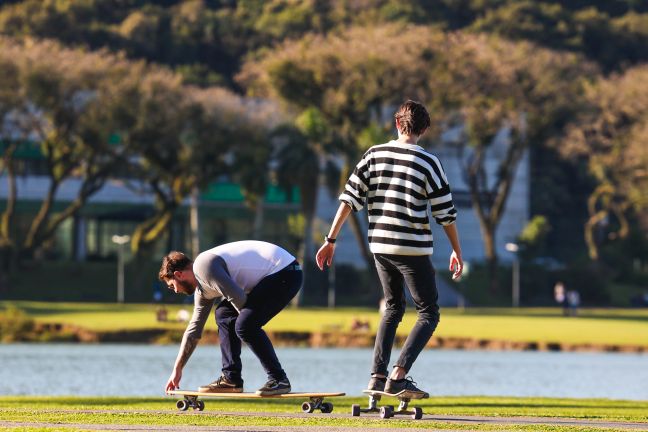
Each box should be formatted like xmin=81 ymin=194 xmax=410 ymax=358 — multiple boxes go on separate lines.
xmin=367 ymin=375 xmax=386 ymax=392
xmin=385 ymin=376 xmax=428 ymax=397
xmin=256 ymin=378 xmax=291 ymax=396
xmin=198 ymin=375 xmax=243 ymax=393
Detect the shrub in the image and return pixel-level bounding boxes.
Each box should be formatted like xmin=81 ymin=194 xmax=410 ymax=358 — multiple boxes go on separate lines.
xmin=0 ymin=305 xmax=34 ymax=342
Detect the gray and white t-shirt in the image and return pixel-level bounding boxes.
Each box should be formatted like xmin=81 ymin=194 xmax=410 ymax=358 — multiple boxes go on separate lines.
xmin=184 ymin=241 xmax=295 ymax=339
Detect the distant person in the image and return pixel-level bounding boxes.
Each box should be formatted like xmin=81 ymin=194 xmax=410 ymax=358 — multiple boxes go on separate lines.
xmin=316 ymin=100 xmax=463 ymax=397
xmin=160 ymin=240 xmax=302 ymax=396
xmin=554 ymin=281 xmax=568 ymax=315
xmin=566 ymin=290 xmax=580 ymax=316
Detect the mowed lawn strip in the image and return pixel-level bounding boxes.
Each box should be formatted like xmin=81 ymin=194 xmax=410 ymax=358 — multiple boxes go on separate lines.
xmin=3 ymin=301 xmax=648 ymax=346
xmin=0 ymin=410 xmax=637 ymax=432
xmin=0 ymin=396 xmax=647 ymax=422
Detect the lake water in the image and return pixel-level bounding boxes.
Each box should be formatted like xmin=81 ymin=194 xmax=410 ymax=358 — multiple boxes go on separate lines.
xmin=1 ymin=344 xmax=647 ymax=400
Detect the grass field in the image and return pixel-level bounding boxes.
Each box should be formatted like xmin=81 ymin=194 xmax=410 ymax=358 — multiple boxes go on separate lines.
xmin=3 ymin=301 xmax=648 ymax=346
xmin=0 ymin=395 xmax=646 ymax=431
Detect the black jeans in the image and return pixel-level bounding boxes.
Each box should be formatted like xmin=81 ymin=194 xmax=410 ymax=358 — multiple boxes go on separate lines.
xmin=372 ymin=254 xmax=440 ymax=376
xmin=215 ymin=263 xmax=302 ymax=382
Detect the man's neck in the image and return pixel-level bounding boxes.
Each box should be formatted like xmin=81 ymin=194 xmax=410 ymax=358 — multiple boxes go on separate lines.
xmin=395 ymin=133 xmax=420 ymax=145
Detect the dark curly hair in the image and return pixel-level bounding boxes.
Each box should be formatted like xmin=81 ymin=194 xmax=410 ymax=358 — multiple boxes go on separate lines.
xmin=158 ymin=251 xmax=192 ymax=281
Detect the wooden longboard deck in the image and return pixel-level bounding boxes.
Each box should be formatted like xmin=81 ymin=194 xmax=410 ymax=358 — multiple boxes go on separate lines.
xmin=363 ymin=389 xmax=428 ymax=400
xmin=168 ymin=390 xmax=345 ymax=399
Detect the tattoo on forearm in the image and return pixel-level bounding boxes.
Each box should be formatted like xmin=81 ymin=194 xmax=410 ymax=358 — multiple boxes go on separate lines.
xmin=177 ymin=336 xmax=199 ymax=369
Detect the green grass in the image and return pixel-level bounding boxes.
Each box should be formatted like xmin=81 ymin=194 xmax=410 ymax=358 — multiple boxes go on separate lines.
xmin=0 ymin=396 xmax=646 ymax=431
xmin=2 ymin=301 xmax=648 ymax=346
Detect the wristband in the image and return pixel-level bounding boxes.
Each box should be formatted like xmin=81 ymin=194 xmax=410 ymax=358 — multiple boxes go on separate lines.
xmin=325 ymin=235 xmax=336 ymax=244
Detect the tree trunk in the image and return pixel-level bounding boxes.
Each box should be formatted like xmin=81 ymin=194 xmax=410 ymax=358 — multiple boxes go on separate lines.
xmin=0 ymin=144 xmax=17 ymax=259
xmin=480 ymin=220 xmax=499 ymax=294
xmin=22 ymin=179 xmax=59 ymax=257
xmin=463 ymin=131 xmax=526 ymax=295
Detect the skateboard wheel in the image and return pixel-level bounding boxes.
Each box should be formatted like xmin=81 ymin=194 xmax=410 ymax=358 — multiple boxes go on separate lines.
xmin=301 ymin=401 xmax=315 ymax=413
xmin=380 ymin=405 xmax=393 ymax=419
xmin=351 ymin=404 xmax=361 ymax=417
xmin=412 ymin=407 xmax=423 ymax=420
xmin=176 ymin=400 xmax=189 ymax=411
xmin=320 ymin=402 xmax=333 ymax=413
xmin=195 ymin=400 xmax=205 ymax=411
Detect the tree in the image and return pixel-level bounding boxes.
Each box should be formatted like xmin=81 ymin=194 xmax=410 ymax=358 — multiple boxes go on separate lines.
xmin=239 ymin=24 xmax=596 ymax=292
xmin=0 ymin=37 xmax=137 ymax=266
xmin=424 ymin=32 xmax=596 ymax=292
xmin=238 ymin=25 xmax=434 ymax=272
xmin=561 ymin=66 xmax=648 ymax=260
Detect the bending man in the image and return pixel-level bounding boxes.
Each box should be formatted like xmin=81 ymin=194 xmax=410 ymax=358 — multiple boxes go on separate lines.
xmin=161 ymin=240 xmax=302 ymax=396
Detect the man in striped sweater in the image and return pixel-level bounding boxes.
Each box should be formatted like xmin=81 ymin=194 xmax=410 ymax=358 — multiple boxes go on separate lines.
xmin=316 ymin=100 xmax=463 ymax=396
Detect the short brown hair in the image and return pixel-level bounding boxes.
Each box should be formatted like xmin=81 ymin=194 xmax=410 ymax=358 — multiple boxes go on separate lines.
xmin=394 ymin=100 xmax=431 ymax=136
xmin=158 ymin=251 xmax=192 ymax=281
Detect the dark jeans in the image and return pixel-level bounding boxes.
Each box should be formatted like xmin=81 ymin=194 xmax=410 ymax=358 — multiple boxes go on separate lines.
xmin=215 ymin=263 xmax=302 ymax=382
xmin=372 ymin=254 xmax=440 ymax=376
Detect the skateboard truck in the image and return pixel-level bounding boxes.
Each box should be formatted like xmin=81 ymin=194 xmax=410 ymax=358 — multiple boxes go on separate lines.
xmin=352 ymin=391 xmax=424 ymax=420
xmin=300 ymin=397 xmax=333 ymax=413
xmin=176 ymin=394 xmax=205 ymax=411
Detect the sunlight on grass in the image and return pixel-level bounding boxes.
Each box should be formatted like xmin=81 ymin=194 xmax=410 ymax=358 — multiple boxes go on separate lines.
xmin=2 ymin=301 xmax=648 ymax=345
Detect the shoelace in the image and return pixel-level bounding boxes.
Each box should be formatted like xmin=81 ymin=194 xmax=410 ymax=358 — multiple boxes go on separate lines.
xmin=403 ymin=376 xmax=420 ymax=389
xmin=264 ymin=379 xmax=289 ymax=388
xmin=213 ymin=376 xmax=234 ymax=386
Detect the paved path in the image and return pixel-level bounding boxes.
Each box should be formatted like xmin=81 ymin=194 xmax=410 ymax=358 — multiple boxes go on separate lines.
xmin=1 ymin=408 xmax=648 ymax=431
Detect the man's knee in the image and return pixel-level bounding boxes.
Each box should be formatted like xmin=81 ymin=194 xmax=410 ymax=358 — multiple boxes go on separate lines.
xmin=234 ymin=318 xmax=256 ymax=341
xmin=418 ymin=309 xmax=440 ymax=328
xmin=383 ymin=302 xmax=405 ymax=322
xmin=216 ymin=314 xmax=237 ymax=330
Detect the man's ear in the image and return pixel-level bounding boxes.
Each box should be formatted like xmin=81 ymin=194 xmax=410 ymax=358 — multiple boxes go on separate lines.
xmin=395 ymin=118 xmax=401 ymax=132
xmin=173 ymin=270 xmax=183 ymax=279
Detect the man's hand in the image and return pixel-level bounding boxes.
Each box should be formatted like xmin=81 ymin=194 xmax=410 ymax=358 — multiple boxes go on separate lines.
xmin=165 ymin=368 xmax=182 ymax=393
xmin=449 ymin=250 xmax=463 ymax=280
xmin=316 ymin=242 xmax=336 ymax=270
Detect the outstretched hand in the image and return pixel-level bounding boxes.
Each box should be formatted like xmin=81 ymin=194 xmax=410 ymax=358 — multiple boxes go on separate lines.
xmin=316 ymin=242 xmax=336 ymax=270
xmin=165 ymin=369 xmax=182 ymax=393
xmin=449 ymin=250 xmax=463 ymax=280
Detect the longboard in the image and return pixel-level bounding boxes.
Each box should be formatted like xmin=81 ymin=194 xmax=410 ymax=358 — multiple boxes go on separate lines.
xmin=352 ymin=389 xmax=428 ymax=420
xmin=167 ymin=390 xmax=345 ymax=414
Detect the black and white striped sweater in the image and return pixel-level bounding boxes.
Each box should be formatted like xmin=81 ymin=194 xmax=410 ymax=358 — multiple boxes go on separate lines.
xmin=340 ymin=141 xmax=457 ymax=256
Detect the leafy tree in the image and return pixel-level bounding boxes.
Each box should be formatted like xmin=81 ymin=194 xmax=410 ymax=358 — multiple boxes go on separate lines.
xmin=561 ymin=66 xmax=648 ymax=260
xmin=239 ymin=24 xmax=595 ymax=292
xmin=425 ymin=32 xmax=596 ymax=291
xmin=0 ymin=37 xmax=136 ymax=266
xmin=239 ymin=25 xmax=437 ymax=270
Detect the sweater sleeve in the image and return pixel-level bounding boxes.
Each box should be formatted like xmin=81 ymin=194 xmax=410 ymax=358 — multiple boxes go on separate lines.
xmin=426 ymin=156 xmax=457 ymax=226
xmin=184 ymin=290 xmax=215 ymax=340
xmin=201 ymin=256 xmax=248 ymax=311
xmin=339 ymin=152 xmax=370 ymax=212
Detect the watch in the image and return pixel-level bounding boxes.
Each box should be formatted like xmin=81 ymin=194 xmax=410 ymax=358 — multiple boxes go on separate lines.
xmin=325 ymin=235 xmax=336 ymax=244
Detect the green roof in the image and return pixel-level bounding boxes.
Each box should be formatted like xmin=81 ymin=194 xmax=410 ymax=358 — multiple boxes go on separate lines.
xmin=0 ymin=140 xmax=43 ymax=159
xmin=201 ymin=183 xmax=299 ymax=204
